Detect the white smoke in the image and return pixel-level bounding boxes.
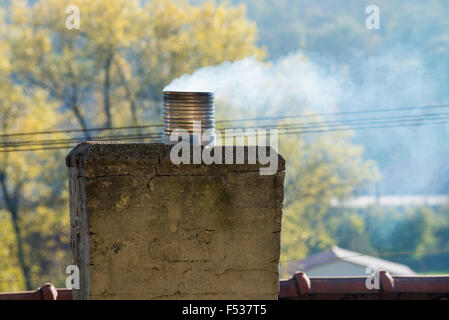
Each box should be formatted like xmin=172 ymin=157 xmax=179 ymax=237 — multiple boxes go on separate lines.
xmin=165 ymin=53 xmax=345 ymax=116
xmin=164 ymin=49 xmax=449 ymax=194
xmin=165 ymin=49 xmax=441 ymax=117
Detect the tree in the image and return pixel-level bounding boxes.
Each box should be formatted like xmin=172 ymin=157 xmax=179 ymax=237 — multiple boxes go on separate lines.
xmin=0 ymin=0 xmax=264 ymax=291
xmin=228 ymin=0 xmax=449 ymax=60
xmin=365 ymin=206 xmax=436 ymax=259
xmin=326 ymin=208 xmax=377 ymax=255
xmin=0 ymin=29 xmax=70 ymax=289
xmin=0 ymin=78 xmax=70 ymax=290
xmin=9 ymin=0 xmax=263 ymax=134
xmin=279 ymin=125 xmax=380 ymax=267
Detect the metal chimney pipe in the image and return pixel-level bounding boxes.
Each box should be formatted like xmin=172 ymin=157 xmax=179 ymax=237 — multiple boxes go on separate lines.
xmin=162 ymin=91 xmax=215 ymax=145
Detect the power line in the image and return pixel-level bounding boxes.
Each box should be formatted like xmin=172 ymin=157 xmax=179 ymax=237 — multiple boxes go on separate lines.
xmin=0 ymin=132 xmax=161 ymax=148
xmin=0 ymin=123 xmax=162 ymax=138
xmin=217 ymin=103 xmax=449 ymax=123
xmin=0 ymin=113 xmax=449 ymax=148
xmin=4 ymin=112 xmax=448 ymax=149
xmin=1 ymin=103 xmax=449 ymax=152
xmin=3 ymin=111 xmax=449 ymax=149
xmin=0 ymin=135 xmax=161 ymax=153
xmin=217 ymin=112 xmax=449 ymax=131
xmin=1 ymin=103 xmax=449 ymax=138
xmin=276 ymin=118 xmax=449 ymax=135
xmin=2 ymin=117 xmax=449 ymax=153
xmin=4 ymin=118 xmax=449 ymax=150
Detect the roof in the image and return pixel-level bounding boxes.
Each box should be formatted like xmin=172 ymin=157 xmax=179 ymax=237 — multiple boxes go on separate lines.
xmin=284 ymin=246 xmax=415 ymax=275
xmin=1 ymin=272 xmax=449 ymax=300
xmin=279 ymin=271 xmax=449 ymax=300
xmin=0 ymin=283 xmax=72 ymax=300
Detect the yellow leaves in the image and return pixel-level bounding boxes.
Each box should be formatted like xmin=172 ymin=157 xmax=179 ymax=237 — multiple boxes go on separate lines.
xmin=9 ymin=0 xmax=29 ymax=26
xmin=80 ymin=0 xmax=142 ymax=49
xmin=14 ymin=89 xmax=59 ymax=132
xmin=141 ymin=0 xmax=264 ymax=89
xmin=7 ymin=0 xmax=265 ymax=129
xmin=24 ymin=205 xmax=69 ymax=236
xmin=146 ymin=0 xmax=191 ymax=31
xmin=188 ymin=1 xmax=264 ymax=65
xmin=0 ymin=210 xmax=25 ymax=292
xmin=0 ymin=35 xmax=10 ymax=73
xmin=0 ymin=0 xmax=267 ymax=291
xmin=0 ymin=77 xmax=66 ymax=199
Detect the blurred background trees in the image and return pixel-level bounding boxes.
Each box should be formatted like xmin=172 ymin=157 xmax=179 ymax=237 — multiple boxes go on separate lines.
xmin=0 ymin=0 xmax=263 ymax=290
xmin=225 ymin=0 xmax=449 ymax=61
xmin=1 ymin=0 xmax=449 ymax=290
xmin=9 ymin=0 xmax=262 ymax=132
xmin=279 ymin=128 xmax=380 ymax=264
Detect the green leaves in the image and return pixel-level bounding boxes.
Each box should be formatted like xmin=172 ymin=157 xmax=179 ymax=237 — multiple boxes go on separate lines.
xmin=279 ymin=127 xmax=380 ymax=265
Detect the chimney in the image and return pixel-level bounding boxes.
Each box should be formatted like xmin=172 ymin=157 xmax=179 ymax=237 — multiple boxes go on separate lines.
xmin=66 ymin=94 xmax=284 ymax=300
xmin=162 ymin=91 xmax=215 ymax=145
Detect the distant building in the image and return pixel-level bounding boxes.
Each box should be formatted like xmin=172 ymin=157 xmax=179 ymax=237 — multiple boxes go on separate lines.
xmin=283 ymin=246 xmax=415 ymax=277
xmin=330 ymin=194 xmax=449 ymax=208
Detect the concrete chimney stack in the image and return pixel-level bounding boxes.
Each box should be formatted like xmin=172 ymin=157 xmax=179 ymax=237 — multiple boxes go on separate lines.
xmin=66 ymin=142 xmax=284 ymax=299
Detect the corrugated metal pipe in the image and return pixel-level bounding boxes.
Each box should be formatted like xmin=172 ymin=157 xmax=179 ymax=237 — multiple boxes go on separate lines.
xmin=162 ymin=91 xmax=215 ymax=145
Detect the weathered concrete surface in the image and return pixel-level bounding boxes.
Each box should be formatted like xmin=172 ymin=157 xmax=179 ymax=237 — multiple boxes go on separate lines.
xmin=66 ymin=142 xmax=285 ymax=300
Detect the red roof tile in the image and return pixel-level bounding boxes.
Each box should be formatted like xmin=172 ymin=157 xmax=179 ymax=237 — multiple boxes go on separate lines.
xmin=279 ymin=271 xmax=449 ymax=300
xmin=1 ymin=271 xmax=448 ymax=300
